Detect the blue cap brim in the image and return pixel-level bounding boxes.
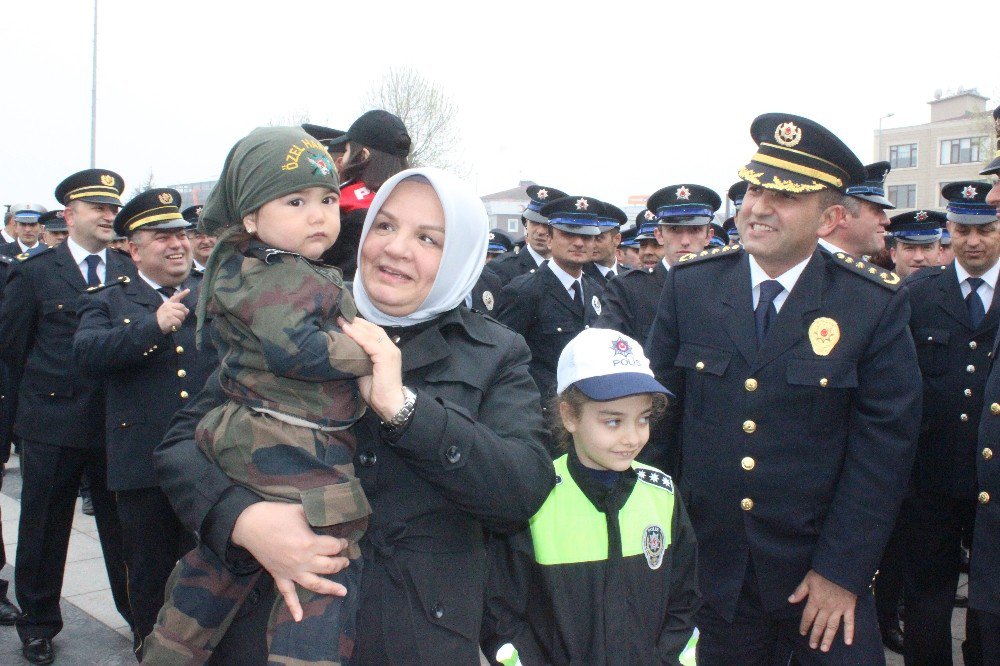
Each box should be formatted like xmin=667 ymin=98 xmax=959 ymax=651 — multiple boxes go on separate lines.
xmin=573 ymin=373 xmax=672 ymax=401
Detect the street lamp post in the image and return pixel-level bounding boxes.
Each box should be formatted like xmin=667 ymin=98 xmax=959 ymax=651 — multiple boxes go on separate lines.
xmin=90 ymin=0 xmax=98 ymax=168
xmin=877 ymin=112 xmax=895 ymax=163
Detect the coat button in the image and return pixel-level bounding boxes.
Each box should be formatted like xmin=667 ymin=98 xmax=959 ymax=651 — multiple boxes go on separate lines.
xmin=819 ymin=378 xmax=829 ymax=387
xmin=741 ymin=457 xmax=755 ymax=471
xmin=970 ymin=341 xmax=978 ymax=350
xmin=391 ymin=335 xmax=401 ymax=344
xmin=741 ymin=498 xmax=754 ymax=511
xmin=979 ymin=491 xmax=991 ymax=505
xmin=965 ymin=389 xmax=973 ymax=397
xmin=49 ymin=392 xmax=55 ymax=397
xmin=744 ymin=378 xmax=758 ymax=392
xmin=695 ymin=361 xmax=705 ymax=371
xmin=359 ymin=451 xmax=377 ymax=467
xmin=960 ymin=413 xmax=969 ymax=422
xmin=967 ymin=365 xmax=976 ymax=373
xmin=992 ymin=403 xmax=1000 ymax=415
xmin=556 ymin=327 xmax=562 ymax=333
xmin=177 ymin=369 xmax=187 ymax=378
xmin=180 ymin=390 xmax=189 ymax=399
xmin=742 ymin=420 xmax=756 ymax=434
xmin=175 ymin=346 xmax=184 ymax=354
xmin=445 ymin=446 xmax=461 ymax=464
xmin=983 ymin=448 xmax=994 ymax=460
xmin=57 ymin=303 xmax=63 ymax=310
xmin=433 ymin=603 xmax=444 ymax=619
xmin=123 ymin=318 xmax=131 ymax=324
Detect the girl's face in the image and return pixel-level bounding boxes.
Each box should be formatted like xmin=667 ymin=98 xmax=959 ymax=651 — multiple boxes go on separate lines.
xmin=244 ymin=186 xmax=340 ymax=260
xmin=359 ymin=180 xmax=445 ymax=317
xmin=560 ymin=393 xmax=654 ymax=472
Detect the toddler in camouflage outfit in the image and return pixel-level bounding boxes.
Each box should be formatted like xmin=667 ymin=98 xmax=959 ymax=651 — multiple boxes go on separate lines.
xmin=145 ymin=127 xmax=372 ymax=665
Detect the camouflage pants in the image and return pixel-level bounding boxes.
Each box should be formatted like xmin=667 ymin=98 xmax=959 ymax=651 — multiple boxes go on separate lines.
xmin=143 ymin=401 xmax=370 ymax=665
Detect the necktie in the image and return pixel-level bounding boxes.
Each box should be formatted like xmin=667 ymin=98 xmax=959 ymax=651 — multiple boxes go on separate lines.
xmin=755 ymin=280 xmax=784 ymax=343
xmin=84 ymin=255 xmax=101 ymax=287
xmin=157 ymin=286 xmax=177 ymax=299
xmin=966 ymin=277 xmax=986 ymax=328
xmin=605 ymin=268 xmax=615 ymax=280
xmin=571 ymin=280 xmax=584 ymax=312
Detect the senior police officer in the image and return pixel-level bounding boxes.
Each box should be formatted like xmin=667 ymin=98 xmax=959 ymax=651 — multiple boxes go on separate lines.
xmin=0 ymin=169 xmax=136 ymax=664
xmin=887 ymin=210 xmax=945 ymax=278
xmin=497 ymin=195 xmax=605 ymax=417
xmin=646 ymin=113 xmax=921 ymax=665
xmin=73 ymin=188 xmax=217 ymax=657
xmin=489 ymin=184 xmax=566 ymax=283
xmin=819 ymin=161 xmax=893 ymax=258
xmin=898 ymin=180 xmax=999 ymax=665
xmin=0 ymin=203 xmax=47 ymax=257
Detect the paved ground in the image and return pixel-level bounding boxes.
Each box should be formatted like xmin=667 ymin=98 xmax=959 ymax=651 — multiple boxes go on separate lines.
xmin=0 ymin=454 xmax=974 ymax=664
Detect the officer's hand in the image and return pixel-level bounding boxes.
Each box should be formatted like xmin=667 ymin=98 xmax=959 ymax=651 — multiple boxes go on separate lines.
xmin=339 ymin=316 xmax=404 ymax=422
xmin=789 ymin=569 xmax=857 ymax=652
xmin=231 ymin=502 xmax=350 ymax=622
xmin=156 ymin=288 xmax=191 ymax=334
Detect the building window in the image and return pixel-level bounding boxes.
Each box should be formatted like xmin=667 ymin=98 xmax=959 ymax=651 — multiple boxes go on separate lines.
xmin=507 ymin=218 xmax=519 ymax=232
xmin=888 ymin=184 xmax=917 ymax=209
xmin=940 ymin=137 xmax=989 ymax=165
xmin=889 ymin=143 xmax=918 ymax=168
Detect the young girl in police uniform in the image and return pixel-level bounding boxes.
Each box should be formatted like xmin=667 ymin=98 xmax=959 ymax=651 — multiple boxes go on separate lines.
xmin=487 ymin=328 xmax=700 ymax=665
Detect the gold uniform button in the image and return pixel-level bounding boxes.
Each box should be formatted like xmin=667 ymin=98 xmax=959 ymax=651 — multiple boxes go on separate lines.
xmin=741 ymin=498 xmax=754 ymax=511
xmin=970 ymin=341 xmax=978 ymax=350
xmin=965 ymin=389 xmax=973 ymax=397
xmin=992 ymin=403 xmax=1000 ymax=415
xmin=177 ymin=369 xmax=187 ymax=378
xmin=979 ymin=491 xmax=991 ymax=505
xmin=696 ymin=361 xmax=705 ymax=371
xmin=744 ymin=378 xmax=758 ymax=392
xmin=741 ymin=457 xmax=756 ymax=471
xmin=57 ymin=304 xmax=63 ymax=310
xmin=179 ymin=390 xmax=189 ymax=399
xmin=742 ymin=420 xmax=757 ymax=434
xmin=960 ymin=414 xmax=969 ymax=422
xmin=983 ymin=448 xmax=994 ymax=460
xmin=968 ymin=365 xmax=976 ymax=374
xmin=819 ymin=378 xmax=829 ymax=387
xmin=175 ymin=346 xmax=184 ymax=354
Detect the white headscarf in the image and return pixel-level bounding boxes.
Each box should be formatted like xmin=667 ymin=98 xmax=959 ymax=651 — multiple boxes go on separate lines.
xmin=352 ymin=167 xmax=488 ymax=327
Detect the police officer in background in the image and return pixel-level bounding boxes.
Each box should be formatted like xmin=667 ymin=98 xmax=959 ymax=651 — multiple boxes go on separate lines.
xmin=0 ymin=203 xmax=47 ymax=257
xmin=647 ymin=113 xmax=921 ymax=664
xmin=616 ymin=222 xmax=641 ymax=269
xmin=887 ymin=210 xmax=945 ymax=278
xmin=819 ymin=161 xmax=893 ymax=258
xmin=74 ymin=188 xmax=216 ymax=658
xmin=0 ymin=169 xmax=136 ymax=664
xmin=940 ymin=224 xmax=955 ymax=266
xmin=900 ymin=180 xmax=999 ymax=665
xmin=634 ymin=210 xmax=667 ymax=270
xmin=583 ymin=202 xmax=626 ymax=281
xmin=489 ymin=184 xmax=566 ymax=283
xmin=182 ymin=204 xmax=214 ymax=275
xmin=39 ymin=210 xmax=68 ymax=248
xmin=465 ymin=231 xmax=509 ymax=315
xmin=497 ymin=195 xmax=605 ymax=420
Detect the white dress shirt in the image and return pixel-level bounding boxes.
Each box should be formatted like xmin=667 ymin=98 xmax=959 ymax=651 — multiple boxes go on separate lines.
xmin=66 ymin=237 xmax=107 ymax=284
xmin=548 ymin=260 xmax=585 ymax=302
xmin=956 ymin=259 xmax=1000 ymax=313
xmin=748 ymin=253 xmax=812 ymax=313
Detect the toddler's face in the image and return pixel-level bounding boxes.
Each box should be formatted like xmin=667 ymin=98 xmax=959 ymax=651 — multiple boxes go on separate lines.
xmin=247 ymin=187 xmax=340 ymax=260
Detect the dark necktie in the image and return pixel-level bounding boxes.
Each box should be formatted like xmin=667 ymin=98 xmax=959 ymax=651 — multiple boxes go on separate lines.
xmin=571 ymin=280 xmax=584 ymax=312
xmin=755 ymin=280 xmax=784 ymax=343
xmin=84 ymin=254 xmax=101 ymax=287
xmin=966 ymin=277 xmax=986 ymax=328
xmin=157 ymin=286 xmax=177 ymax=299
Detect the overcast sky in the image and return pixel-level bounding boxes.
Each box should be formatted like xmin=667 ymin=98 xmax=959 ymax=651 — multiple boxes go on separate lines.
xmin=2 ymin=1 xmax=995 ymax=211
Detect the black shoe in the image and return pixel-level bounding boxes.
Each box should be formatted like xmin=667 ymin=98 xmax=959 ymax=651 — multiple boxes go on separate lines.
xmin=0 ymin=596 xmax=20 ymax=625
xmin=955 ymin=593 xmax=969 ymax=608
xmin=22 ymin=638 xmax=54 ymax=665
xmin=880 ymin=626 xmax=905 ymax=655
xmin=81 ymin=496 xmax=95 ymax=516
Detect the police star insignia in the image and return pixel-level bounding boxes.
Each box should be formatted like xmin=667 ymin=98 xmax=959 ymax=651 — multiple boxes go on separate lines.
xmin=100 ymin=174 xmax=115 ymax=187
xmin=644 ymin=210 xmax=656 ymax=221
xmin=963 ymin=185 xmax=978 ymax=199
xmin=575 ymin=198 xmax=589 ymax=211
xmin=537 ymin=188 xmax=549 ymax=199
xmin=774 ymin=121 xmax=803 ymax=148
xmin=158 ymin=192 xmax=173 ymax=205
xmin=675 ymin=186 xmax=691 ymax=200
xmin=195 ymin=207 xmax=202 ymax=215
xmin=915 ymin=210 xmax=929 ymax=221
xmin=611 ymin=336 xmax=632 ymax=358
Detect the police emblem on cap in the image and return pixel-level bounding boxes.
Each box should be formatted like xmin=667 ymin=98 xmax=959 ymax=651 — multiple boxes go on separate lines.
xmin=675 ymin=186 xmax=691 ymax=200
xmin=774 ymin=121 xmax=803 ymax=147
xmin=643 ymin=210 xmax=656 ymax=221
xmin=195 ymin=206 xmax=202 ymax=215
xmin=482 ymin=290 xmax=494 ymax=311
xmin=915 ymin=210 xmax=929 ymax=221
xmin=963 ymin=185 xmax=978 ymax=199
xmin=537 ymin=188 xmax=549 ymax=199
xmin=158 ymin=192 xmax=173 ymax=205
xmin=611 ymin=336 xmax=633 ymax=357
xmin=642 ymin=525 xmax=666 ymax=570
xmin=101 ymin=174 xmax=115 ymax=187
xmin=592 ymin=295 xmax=601 ymax=315
xmin=575 ymin=198 xmax=589 ymax=211
xmin=489 ymin=232 xmax=495 ymax=241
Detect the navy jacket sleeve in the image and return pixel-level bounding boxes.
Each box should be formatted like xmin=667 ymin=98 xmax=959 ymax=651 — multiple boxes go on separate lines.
xmin=645 ymin=268 xmax=685 ymax=475
xmin=73 ymin=291 xmax=171 ymax=371
xmin=0 ymin=264 xmax=38 ymax=373
xmin=595 ymin=274 xmax=631 ymax=337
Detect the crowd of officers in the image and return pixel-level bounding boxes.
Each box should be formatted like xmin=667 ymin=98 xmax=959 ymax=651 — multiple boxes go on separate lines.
xmin=0 ymin=104 xmax=997 ymax=665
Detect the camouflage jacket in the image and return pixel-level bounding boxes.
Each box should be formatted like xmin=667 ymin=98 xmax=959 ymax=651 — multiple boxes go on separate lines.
xmin=205 ymin=236 xmax=372 ymax=428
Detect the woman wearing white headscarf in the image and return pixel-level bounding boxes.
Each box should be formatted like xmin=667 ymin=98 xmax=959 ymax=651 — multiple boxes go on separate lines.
xmin=155 ymin=167 xmax=555 ymax=664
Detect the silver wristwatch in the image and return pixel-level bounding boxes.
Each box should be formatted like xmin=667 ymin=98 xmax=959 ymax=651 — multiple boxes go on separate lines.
xmin=384 ymin=386 xmax=417 ymax=429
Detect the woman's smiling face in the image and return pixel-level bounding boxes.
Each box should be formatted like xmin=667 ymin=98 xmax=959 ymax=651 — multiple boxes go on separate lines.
xmin=360 ymin=179 xmax=446 ymax=317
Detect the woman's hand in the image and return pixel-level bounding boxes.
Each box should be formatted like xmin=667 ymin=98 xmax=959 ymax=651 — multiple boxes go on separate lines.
xmin=231 ymin=502 xmax=351 ymax=621
xmin=340 ymin=316 xmax=406 ymax=421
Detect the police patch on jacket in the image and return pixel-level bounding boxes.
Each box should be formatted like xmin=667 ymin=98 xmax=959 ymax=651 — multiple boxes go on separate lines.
xmin=643 ymin=524 xmax=666 ymax=570
xmin=591 ymin=295 xmax=601 ymax=315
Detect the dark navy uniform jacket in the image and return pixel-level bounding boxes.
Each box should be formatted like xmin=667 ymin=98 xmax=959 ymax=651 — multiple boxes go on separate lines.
xmin=0 ymin=254 xmax=15 ymax=462
xmin=973 ymin=311 xmax=1000 ymax=615
xmin=582 ymin=261 xmax=615 ymax=283
xmin=597 ymin=262 xmax=668 ymax=343
xmin=73 ymin=274 xmax=217 ymax=491
xmin=489 ymin=248 xmax=544 ymax=284
xmin=0 ymin=242 xmax=136 ymax=447
xmin=468 ymin=265 xmax=503 ymax=316
xmin=905 ymin=263 xmax=998 ymax=499
xmin=496 ymin=263 xmax=603 ymax=399
xmin=646 ymin=245 xmax=921 ymax=621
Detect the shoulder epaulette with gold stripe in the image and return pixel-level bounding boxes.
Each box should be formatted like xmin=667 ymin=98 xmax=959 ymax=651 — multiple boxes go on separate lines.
xmin=830 ymin=252 xmax=900 ymax=290
xmin=16 ymin=246 xmax=54 ymax=262
xmin=85 ymin=275 xmax=131 ymax=293
xmin=675 ymin=242 xmax=745 ymax=267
